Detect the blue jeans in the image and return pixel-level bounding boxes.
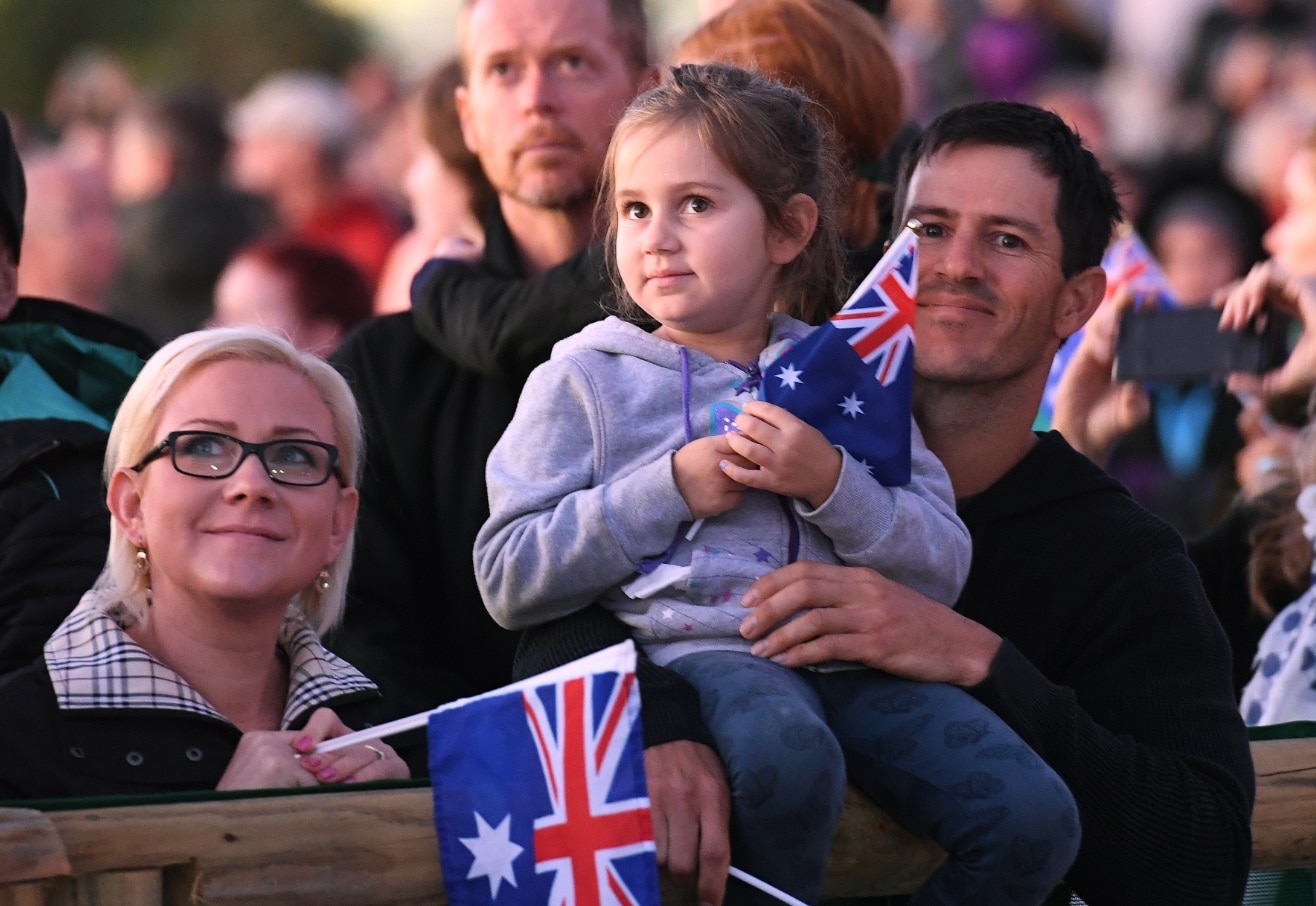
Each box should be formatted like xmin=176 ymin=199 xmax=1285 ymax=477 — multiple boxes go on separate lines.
xmin=668 ymin=651 xmax=1080 ymax=906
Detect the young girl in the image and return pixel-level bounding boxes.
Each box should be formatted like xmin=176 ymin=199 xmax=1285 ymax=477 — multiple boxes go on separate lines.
xmin=475 ymin=64 xmax=1079 ymax=905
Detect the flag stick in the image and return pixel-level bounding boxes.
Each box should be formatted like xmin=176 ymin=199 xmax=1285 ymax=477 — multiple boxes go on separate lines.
xmin=313 ymin=641 xmax=637 ymax=754
xmin=728 ymin=867 xmax=810 ymax=906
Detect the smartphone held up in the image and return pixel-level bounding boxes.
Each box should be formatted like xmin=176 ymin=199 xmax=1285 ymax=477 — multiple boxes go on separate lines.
xmin=1113 ymin=304 xmax=1289 ymax=384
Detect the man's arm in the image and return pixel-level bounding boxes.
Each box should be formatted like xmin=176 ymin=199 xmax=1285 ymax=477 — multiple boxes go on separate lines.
xmin=743 ymin=557 xmax=1254 ymax=905
xmin=409 ymin=244 xmax=610 ymax=379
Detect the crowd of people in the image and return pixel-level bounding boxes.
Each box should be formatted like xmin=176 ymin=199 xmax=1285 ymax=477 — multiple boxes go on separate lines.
xmin=1 ymin=0 xmax=1316 ymax=903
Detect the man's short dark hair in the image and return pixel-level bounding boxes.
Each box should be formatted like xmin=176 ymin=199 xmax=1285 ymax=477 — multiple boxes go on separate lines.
xmin=891 ymin=100 xmax=1121 ymax=277
xmin=129 ymin=87 xmax=230 ymax=189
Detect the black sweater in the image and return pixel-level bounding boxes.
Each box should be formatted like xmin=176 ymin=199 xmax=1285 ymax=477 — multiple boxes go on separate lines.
xmin=957 ymin=431 xmax=1252 ymax=905
xmin=327 ymin=205 xmax=610 ymax=719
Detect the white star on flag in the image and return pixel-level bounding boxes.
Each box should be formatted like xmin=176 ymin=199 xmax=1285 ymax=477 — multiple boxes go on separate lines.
xmin=838 ymin=393 xmax=865 ymax=418
xmin=460 ymin=812 xmax=523 ymax=897
xmin=775 ymin=364 xmax=804 ymax=390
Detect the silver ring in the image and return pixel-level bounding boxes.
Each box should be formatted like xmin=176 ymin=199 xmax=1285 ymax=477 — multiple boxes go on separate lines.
xmin=363 ymin=743 xmax=385 ymax=762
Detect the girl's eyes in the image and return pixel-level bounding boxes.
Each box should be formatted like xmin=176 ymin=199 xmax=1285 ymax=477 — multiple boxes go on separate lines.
xmin=619 ymin=196 xmax=712 ymax=219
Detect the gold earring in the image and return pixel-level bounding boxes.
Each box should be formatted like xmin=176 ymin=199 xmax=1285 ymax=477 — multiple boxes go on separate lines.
xmin=316 ymin=569 xmax=331 ymax=592
xmin=134 ymin=549 xmax=149 ymax=575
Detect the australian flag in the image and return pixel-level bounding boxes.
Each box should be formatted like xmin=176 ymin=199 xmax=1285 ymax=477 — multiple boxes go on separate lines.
xmin=429 ymin=642 xmax=659 ymax=906
xmin=1035 ymin=228 xmax=1179 ymax=430
xmin=762 ymin=226 xmax=917 ymax=486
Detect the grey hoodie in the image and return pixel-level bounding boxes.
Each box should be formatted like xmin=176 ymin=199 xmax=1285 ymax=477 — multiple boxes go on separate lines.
xmin=476 ymin=313 xmax=970 ymax=665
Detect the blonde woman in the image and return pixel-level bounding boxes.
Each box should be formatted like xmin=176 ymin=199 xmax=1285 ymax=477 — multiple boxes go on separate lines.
xmin=0 ymin=327 xmax=413 ymax=798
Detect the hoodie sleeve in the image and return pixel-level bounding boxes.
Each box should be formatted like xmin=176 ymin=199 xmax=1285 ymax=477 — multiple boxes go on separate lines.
xmin=410 ymin=246 xmax=610 ymax=379
xmin=794 ymin=419 xmax=970 ymax=606
xmin=475 ymin=355 xmax=693 ymax=630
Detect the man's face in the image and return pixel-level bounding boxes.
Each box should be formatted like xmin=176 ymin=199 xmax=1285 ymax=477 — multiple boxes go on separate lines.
xmin=904 ymin=143 xmax=1091 ymax=389
xmin=457 ymin=0 xmax=641 ymax=213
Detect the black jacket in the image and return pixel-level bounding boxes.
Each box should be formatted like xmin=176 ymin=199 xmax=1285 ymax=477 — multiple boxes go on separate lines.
xmin=327 ymin=204 xmax=610 ymax=720
xmin=0 ymin=659 xmax=401 ymax=800
xmin=0 ymin=297 xmax=153 ymax=676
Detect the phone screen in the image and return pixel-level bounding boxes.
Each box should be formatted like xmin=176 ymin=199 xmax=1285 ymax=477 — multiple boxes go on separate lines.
xmin=1113 ymin=306 xmax=1288 ymax=383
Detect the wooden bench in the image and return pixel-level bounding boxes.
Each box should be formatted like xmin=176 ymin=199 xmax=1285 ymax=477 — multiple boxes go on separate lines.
xmin=1 ymin=737 xmax=1309 ymax=905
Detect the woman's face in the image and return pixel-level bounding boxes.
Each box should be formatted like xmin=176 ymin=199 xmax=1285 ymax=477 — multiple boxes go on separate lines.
xmin=1154 ymin=216 xmax=1246 ymax=307
xmin=403 ymin=143 xmax=477 ymax=240
xmin=1264 ymin=149 xmax=1316 ymax=277
xmin=110 ymin=359 xmax=357 ymax=616
xmin=212 ymin=256 xmax=341 ymax=356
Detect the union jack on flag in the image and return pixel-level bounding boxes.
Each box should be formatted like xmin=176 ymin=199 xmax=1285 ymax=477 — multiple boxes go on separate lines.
xmin=830 ymin=228 xmax=917 ymax=386
xmin=761 ymin=225 xmax=918 ymax=486
xmin=429 ymin=642 xmax=659 ymax=906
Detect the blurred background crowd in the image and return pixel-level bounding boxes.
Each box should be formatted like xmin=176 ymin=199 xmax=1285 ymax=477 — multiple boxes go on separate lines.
xmin=1 ymin=0 xmax=1314 ymax=541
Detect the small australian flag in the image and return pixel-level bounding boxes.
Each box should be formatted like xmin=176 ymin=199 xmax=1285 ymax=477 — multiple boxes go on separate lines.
xmin=762 ymin=226 xmax=917 ymax=486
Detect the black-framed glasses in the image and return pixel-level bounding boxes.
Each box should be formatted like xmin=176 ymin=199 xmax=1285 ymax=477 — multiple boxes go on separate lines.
xmin=132 ymin=431 xmax=342 ymax=487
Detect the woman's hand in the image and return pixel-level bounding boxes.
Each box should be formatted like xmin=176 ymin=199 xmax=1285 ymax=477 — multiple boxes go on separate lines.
xmin=216 ymin=707 xmax=408 ymax=790
xmin=1219 ymin=261 xmax=1316 ymax=400
xmin=1051 ymin=286 xmax=1150 ymax=466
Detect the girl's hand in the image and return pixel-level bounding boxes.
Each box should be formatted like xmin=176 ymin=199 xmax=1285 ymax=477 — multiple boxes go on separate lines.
xmin=673 ymin=435 xmax=753 ymax=519
xmin=216 ymin=708 xmax=408 ymax=790
xmin=721 ymin=401 xmax=842 ymax=509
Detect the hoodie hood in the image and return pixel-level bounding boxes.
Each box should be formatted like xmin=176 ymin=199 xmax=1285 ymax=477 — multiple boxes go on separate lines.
xmin=958 ymin=431 xmax=1131 ymax=528
xmin=553 ymin=312 xmax=810 ymax=371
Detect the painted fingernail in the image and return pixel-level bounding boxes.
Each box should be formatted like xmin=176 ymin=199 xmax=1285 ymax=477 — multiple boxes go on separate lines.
xmin=294 ymin=735 xmax=313 ymax=751
xmin=302 ymin=756 xmax=322 ymax=770
xmin=318 ymin=768 xmax=338 ymax=781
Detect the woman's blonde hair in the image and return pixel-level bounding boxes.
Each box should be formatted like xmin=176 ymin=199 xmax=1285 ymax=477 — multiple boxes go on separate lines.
xmin=103 ymin=326 xmax=364 ymax=635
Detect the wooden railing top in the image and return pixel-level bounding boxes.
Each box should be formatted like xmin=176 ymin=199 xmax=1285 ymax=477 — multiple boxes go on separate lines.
xmin=0 ymin=737 xmax=1310 ymax=905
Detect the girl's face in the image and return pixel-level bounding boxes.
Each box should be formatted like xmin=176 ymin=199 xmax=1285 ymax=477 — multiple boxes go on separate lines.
xmin=613 ymin=122 xmax=807 ymax=357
